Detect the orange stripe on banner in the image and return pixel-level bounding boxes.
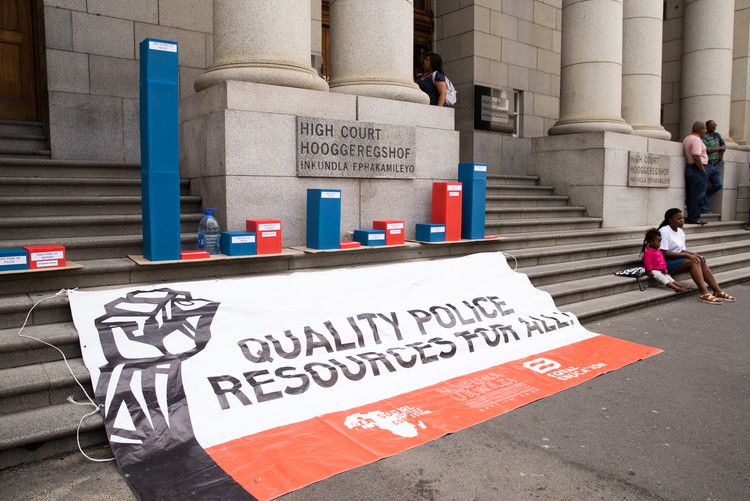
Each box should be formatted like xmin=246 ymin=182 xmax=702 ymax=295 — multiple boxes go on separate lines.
xmin=205 ymin=335 xmax=661 ymax=501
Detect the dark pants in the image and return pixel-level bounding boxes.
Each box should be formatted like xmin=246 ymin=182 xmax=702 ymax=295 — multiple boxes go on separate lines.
xmin=685 ymin=163 xmax=707 ymax=223
xmin=701 ymin=162 xmax=723 ymax=212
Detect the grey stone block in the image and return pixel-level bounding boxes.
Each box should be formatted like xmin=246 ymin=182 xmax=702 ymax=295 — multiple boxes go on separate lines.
xmin=49 ymin=92 xmax=124 ymax=161
xmin=122 ymin=98 xmax=140 ymax=163
xmin=158 ymin=0 xmax=213 ymax=33
xmin=89 ymin=55 xmax=138 ymax=99
xmin=87 ymin=0 xmax=158 ymax=23
xmin=72 ymin=11 xmax=134 ymax=59
xmin=45 ymin=49 xmax=89 ymax=93
xmin=44 ymin=7 xmax=73 ymax=51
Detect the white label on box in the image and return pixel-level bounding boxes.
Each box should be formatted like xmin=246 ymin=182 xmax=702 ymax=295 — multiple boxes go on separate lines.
xmin=370 ymin=234 xmax=386 ymax=241
xmin=149 ymin=41 xmax=177 ymax=52
xmin=321 ymin=192 xmax=341 ymax=199
xmin=31 ymin=251 xmax=64 ymax=261
xmin=431 ymin=227 xmax=446 ymax=233
xmin=448 ymin=185 xmax=462 ymax=191
xmin=261 ymin=231 xmax=277 ymax=238
xmin=388 ymin=229 xmax=402 ymax=235
xmin=232 ymin=236 xmax=256 ymax=244
xmin=449 ymin=192 xmax=460 ymax=197
xmin=35 ymin=260 xmax=60 ymax=268
xmin=386 ymin=222 xmax=404 ymax=230
xmin=475 ymin=165 xmax=487 ymax=172
xmin=1 ymin=255 xmax=27 ymax=265
xmin=258 ymin=223 xmax=281 ymax=231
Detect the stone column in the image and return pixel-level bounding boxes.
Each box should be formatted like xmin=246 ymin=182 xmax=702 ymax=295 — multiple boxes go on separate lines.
xmin=730 ymin=3 xmax=750 ymax=150
xmin=549 ymin=0 xmax=632 ymax=135
xmin=679 ymin=0 xmax=735 ymax=140
xmin=622 ymin=0 xmax=671 ymax=140
xmin=194 ymin=0 xmax=327 ymax=92
xmin=328 ymin=0 xmax=428 ymax=104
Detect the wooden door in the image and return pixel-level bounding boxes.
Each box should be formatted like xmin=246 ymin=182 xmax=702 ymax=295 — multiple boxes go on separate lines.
xmin=0 ymin=0 xmax=39 ymax=121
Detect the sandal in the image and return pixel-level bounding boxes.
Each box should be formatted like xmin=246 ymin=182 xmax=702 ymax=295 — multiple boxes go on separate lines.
xmin=713 ymin=291 xmax=736 ymax=302
xmin=698 ymin=293 xmax=723 ymax=304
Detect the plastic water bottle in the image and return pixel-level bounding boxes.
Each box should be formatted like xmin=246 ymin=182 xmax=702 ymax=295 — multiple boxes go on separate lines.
xmin=197 ymin=208 xmax=221 ymax=255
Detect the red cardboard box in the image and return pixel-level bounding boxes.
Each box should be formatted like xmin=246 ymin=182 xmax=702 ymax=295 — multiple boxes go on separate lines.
xmin=373 ymin=220 xmax=405 ymax=245
xmin=432 ymin=182 xmax=462 ymax=241
xmin=246 ymin=219 xmax=282 ymax=254
xmin=339 ymin=241 xmax=361 ymax=249
xmin=23 ymin=244 xmax=66 ymax=269
xmin=181 ymin=250 xmax=210 ymax=260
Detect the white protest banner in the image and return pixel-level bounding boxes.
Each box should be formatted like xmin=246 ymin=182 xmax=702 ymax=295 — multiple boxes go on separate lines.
xmin=69 ymin=252 xmax=660 ymax=500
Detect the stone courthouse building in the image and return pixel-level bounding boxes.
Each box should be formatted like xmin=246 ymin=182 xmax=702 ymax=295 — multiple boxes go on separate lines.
xmin=3 ymin=0 xmax=750 ymax=243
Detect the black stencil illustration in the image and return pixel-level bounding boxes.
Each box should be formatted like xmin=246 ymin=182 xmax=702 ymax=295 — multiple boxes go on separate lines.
xmin=94 ymin=288 xmax=254 ymax=500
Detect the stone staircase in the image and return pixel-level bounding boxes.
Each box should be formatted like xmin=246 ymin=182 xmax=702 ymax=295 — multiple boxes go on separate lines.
xmin=1 ymin=160 xmax=749 ymax=470
xmin=0 ymin=121 xmax=50 ymax=159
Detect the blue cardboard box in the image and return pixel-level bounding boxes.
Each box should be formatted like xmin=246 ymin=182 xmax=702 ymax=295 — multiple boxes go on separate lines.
xmin=458 ymin=163 xmax=487 ymax=240
xmin=0 ymin=248 xmax=29 ymax=271
xmin=353 ymin=229 xmax=386 ymax=246
xmin=307 ymin=189 xmax=342 ymax=249
xmin=415 ymin=223 xmax=446 ymax=242
xmin=221 ymin=231 xmax=257 ymax=256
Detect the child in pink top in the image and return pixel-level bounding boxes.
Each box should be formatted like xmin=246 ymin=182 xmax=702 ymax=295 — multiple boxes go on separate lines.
xmin=641 ymin=228 xmax=692 ymax=293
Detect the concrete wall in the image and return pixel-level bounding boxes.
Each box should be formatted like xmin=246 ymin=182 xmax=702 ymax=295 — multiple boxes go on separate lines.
xmin=433 ymin=0 xmax=561 ymax=174
xmin=42 ymin=0 xmax=213 ymax=161
xmin=180 ymin=81 xmax=460 ymax=246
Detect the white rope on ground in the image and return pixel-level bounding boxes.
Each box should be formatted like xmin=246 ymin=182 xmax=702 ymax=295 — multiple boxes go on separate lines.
xmin=16 ymin=288 xmax=115 ymax=463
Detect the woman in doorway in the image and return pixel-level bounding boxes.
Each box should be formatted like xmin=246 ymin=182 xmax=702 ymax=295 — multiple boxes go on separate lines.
xmin=658 ymin=208 xmax=736 ymax=304
xmin=416 ymin=53 xmax=447 ymax=106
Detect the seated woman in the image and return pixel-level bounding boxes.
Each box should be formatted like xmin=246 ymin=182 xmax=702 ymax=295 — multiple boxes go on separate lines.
xmin=658 ymin=208 xmax=736 ymax=304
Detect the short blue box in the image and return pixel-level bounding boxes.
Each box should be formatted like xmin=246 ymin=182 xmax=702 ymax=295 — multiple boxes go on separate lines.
xmin=307 ymin=189 xmax=342 ymax=249
xmin=415 ymin=223 xmax=446 ymax=242
xmin=353 ymin=229 xmax=386 ymax=246
xmin=220 ymin=231 xmax=257 ymax=256
xmin=458 ymin=163 xmax=487 ymax=240
xmin=0 ymin=248 xmax=29 ymax=271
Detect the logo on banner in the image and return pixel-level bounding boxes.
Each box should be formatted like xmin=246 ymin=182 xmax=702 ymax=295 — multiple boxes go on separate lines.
xmin=523 ymin=357 xmax=561 ymax=374
xmin=345 ymin=406 xmax=431 ymax=438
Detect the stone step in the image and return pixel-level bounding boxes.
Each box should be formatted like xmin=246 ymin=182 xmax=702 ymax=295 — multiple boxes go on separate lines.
xmin=0 ymin=177 xmax=190 ymax=196
xmin=564 ymin=267 xmax=750 ymax=322
xmin=486 ymin=184 xmax=555 ymax=196
xmin=485 ymin=216 xmax=603 ymax=234
xmin=0 ymin=357 xmax=91 ymax=415
xmin=0 ymin=195 xmax=202 ymax=217
xmin=485 ymin=195 xmax=570 ymax=208
xmin=0 ymin=322 xmax=81 ymax=370
xmin=0 ymin=213 xmax=203 ymax=239
xmin=539 ymin=251 xmax=750 ymax=306
xmin=0 ymin=158 xmax=140 ymax=179
xmin=0 ymin=149 xmax=51 ymax=159
xmin=0 ymin=400 xmax=106 ymax=470
xmin=486 ymin=174 xmax=540 ymax=186
xmin=485 ymin=206 xmax=587 ymax=219
xmin=0 ymin=135 xmax=47 ymax=153
xmin=0 ymin=233 xmax=200 ymax=261
xmin=0 ymin=120 xmax=44 ymax=137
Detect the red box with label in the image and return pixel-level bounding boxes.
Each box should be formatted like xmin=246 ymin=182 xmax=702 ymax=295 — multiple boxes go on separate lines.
xmin=23 ymin=244 xmax=66 ymax=269
xmin=431 ymin=182 xmax=462 ymax=241
xmin=373 ymin=220 xmax=405 ymax=245
xmin=246 ymin=219 xmax=282 ymax=254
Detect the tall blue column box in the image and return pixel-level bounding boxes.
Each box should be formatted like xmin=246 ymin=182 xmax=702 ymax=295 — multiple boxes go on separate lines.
xmin=140 ymin=38 xmax=181 ymax=261
xmin=306 ymin=189 xmax=341 ymax=249
xmin=458 ymin=163 xmax=487 ymax=240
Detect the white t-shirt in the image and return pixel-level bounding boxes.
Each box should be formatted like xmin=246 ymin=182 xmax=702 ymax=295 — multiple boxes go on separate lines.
xmin=659 ymin=226 xmax=686 ymax=253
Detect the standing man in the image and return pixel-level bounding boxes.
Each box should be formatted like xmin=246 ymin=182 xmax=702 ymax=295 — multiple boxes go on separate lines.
xmin=682 ymin=121 xmax=709 ymax=225
xmin=701 ymin=119 xmax=726 ymax=213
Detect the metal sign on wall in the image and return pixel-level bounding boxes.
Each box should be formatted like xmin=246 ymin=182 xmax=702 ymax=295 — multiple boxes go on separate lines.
xmin=627 ymin=152 xmax=670 ymax=187
xmin=474 ymin=85 xmax=516 ymax=134
xmin=296 ymin=117 xmax=416 ymax=179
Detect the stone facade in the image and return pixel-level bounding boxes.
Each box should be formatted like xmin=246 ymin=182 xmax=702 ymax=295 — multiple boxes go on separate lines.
xmin=37 ymin=0 xmax=750 ymax=237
